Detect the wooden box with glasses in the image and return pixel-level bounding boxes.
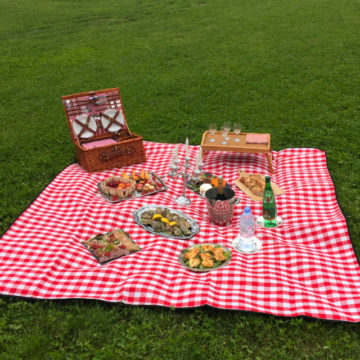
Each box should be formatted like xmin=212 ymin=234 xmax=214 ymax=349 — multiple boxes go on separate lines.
xmin=62 ymin=88 xmax=146 ymax=172
xmin=201 ymin=123 xmax=273 ymax=172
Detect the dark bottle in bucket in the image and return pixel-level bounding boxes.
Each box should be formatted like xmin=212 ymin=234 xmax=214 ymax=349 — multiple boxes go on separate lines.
xmin=205 ymin=179 xmax=238 ymax=226
xmin=212 ymin=176 xmax=226 ymax=201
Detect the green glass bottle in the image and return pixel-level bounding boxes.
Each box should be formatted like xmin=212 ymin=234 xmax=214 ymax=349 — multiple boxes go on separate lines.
xmin=262 ymin=176 xmax=277 ymax=228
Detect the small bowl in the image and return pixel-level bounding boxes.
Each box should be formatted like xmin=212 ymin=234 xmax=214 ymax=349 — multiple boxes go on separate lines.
xmin=100 ymin=176 xmax=136 ymax=198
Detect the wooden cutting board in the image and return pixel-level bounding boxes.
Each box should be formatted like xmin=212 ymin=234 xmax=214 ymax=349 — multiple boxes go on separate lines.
xmin=235 ymin=171 xmax=285 ymax=201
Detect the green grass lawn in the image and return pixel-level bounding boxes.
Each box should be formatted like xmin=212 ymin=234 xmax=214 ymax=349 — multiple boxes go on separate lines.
xmin=1 ymin=0 xmax=360 ymax=358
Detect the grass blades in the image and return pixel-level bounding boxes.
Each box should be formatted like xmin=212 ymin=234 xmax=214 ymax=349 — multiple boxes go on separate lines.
xmin=1 ymin=0 xmax=360 ymax=358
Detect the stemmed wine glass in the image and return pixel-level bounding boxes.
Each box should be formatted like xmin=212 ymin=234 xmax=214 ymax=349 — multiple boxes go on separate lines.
xmin=223 ymin=121 xmax=231 ymax=141
xmin=209 ymin=123 xmax=216 ymax=143
xmin=233 ymin=122 xmax=241 ymax=142
xmin=221 ymin=124 xmax=229 ymax=145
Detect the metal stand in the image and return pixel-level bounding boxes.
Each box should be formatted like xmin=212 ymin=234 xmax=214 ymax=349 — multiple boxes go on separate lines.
xmin=168 ymin=154 xmax=204 ymax=206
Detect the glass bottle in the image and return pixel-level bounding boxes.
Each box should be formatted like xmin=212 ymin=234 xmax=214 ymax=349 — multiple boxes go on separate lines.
xmin=262 ymin=176 xmax=277 ymax=228
xmin=215 ymin=176 xmax=227 ymax=201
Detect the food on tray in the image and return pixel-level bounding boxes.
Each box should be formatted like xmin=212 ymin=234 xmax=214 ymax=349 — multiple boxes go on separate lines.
xmin=140 ymin=207 xmax=192 ymax=237
xmin=238 ymin=173 xmax=265 ymax=196
xmin=125 ymin=169 xmax=164 ymax=195
xmin=83 ymin=228 xmax=141 ymax=264
xmin=98 ymin=169 xmax=166 ymax=202
xmin=181 ymin=244 xmax=231 ymax=270
xmin=199 ymin=183 xmax=213 ymax=196
xmin=133 ymin=205 xmax=199 ymax=239
xmin=100 ymin=176 xmax=136 ymax=198
xmin=187 ymin=172 xmax=230 ymax=196
xmin=235 ymin=171 xmax=285 ymax=201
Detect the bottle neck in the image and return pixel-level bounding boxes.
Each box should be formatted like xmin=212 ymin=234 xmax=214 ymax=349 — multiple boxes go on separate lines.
xmin=265 ymin=176 xmax=272 ymax=190
xmin=217 ymin=176 xmax=224 ymax=195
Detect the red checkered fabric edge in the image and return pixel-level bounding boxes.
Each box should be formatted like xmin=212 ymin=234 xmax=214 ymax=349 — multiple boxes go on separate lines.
xmin=1 ymin=141 xmax=359 ymax=322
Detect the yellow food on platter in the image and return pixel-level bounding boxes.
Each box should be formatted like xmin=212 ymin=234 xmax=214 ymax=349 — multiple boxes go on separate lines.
xmin=181 ymin=244 xmax=231 ymax=270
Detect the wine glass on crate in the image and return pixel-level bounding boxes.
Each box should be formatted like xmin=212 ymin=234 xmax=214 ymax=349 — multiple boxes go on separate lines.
xmin=221 ymin=124 xmax=229 ymax=145
xmin=223 ymin=121 xmax=231 ymax=141
xmin=233 ymin=122 xmax=241 ymax=142
xmin=209 ymin=123 xmax=217 ymax=143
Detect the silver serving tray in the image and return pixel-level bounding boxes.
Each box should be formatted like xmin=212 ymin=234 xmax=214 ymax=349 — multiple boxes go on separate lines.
xmin=133 ymin=205 xmax=200 ymax=240
xmin=178 ymin=243 xmax=232 ymax=272
xmin=97 ymin=172 xmax=167 ymax=203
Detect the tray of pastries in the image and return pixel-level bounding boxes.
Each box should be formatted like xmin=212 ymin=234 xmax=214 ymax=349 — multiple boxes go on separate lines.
xmin=235 ymin=170 xmax=284 ymax=201
xmin=178 ymin=243 xmax=232 ymax=272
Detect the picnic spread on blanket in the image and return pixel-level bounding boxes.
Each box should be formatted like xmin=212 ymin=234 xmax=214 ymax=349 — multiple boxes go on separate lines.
xmin=1 ymin=88 xmax=359 ymax=322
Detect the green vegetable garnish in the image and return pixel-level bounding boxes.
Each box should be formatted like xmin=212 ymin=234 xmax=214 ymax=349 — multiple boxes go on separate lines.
xmin=104 ymin=244 xmax=114 ymax=252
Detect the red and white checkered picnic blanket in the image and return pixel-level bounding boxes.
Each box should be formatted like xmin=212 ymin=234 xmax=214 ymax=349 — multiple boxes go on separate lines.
xmin=1 ymin=142 xmax=359 ymax=322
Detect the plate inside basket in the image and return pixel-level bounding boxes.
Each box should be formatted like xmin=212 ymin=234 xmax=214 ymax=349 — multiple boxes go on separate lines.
xmin=133 ymin=205 xmax=200 ymax=240
xmin=178 ymin=243 xmax=232 ymax=272
xmin=72 ymin=114 xmax=97 ymax=139
xmin=97 ymin=172 xmax=167 ymax=203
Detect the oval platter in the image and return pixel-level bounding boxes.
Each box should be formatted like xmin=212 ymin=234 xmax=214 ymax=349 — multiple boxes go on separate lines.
xmin=178 ymin=243 xmax=232 ymax=272
xmin=133 ymin=205 xmax=200 ymax=240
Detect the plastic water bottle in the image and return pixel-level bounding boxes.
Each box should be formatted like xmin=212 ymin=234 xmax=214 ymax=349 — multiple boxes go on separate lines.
xmin=236 ymin=207 xmax=256 ymax=252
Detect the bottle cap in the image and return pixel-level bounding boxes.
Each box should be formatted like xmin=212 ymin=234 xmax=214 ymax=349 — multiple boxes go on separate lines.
xmin=265 ymin=176 xmax=271 ymax=182
xmin=244 ymin=206 xmax=251 ymax=214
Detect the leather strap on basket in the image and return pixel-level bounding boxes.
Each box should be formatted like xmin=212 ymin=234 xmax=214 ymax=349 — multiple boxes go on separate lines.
xmin=99 ymin=146 xmax=136 ymax=162
xmin=73 ymin=115 xmax=96 ymax=138
xmin=101 ymin=110 xmax=124 ymax=131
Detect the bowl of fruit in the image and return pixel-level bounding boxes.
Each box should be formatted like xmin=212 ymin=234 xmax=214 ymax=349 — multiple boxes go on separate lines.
xmin=97 ymin=169 xmax=167 ymax=203
xmin=100 ymin=176 xmax=136 ymax=199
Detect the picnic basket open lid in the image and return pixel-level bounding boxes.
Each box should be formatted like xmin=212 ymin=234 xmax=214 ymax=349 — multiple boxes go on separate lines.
xmin=62 ymin=88 xmax=133 ymax=144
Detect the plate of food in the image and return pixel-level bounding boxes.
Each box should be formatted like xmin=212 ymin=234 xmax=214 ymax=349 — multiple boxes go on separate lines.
xmin=133 ymin=205 xmax=200 ymax=240
xmin=97 ymin=169 xmax=167 ymax=203
xmin=235 ymin=171 xmax=284 ymax=201
xmin=178 ymin=243 xmax=232 ymax=272
xmin=186 ymin=173 xmax=231 ymax=197
xmin=82 ymin=228 xmax=141 ymax=264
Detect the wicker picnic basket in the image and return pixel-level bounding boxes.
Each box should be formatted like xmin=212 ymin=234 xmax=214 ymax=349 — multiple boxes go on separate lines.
xmin=62 ymin=88 xmax=146 ymax=172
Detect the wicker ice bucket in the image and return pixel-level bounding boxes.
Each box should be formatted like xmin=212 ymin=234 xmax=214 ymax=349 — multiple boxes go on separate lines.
xmin=62 ymin=88 xmax=146 ymax=172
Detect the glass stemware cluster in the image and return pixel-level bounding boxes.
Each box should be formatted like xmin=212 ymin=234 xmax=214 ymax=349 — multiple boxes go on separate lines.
xmin=168 ymin=140 xmax=204 ymax=205
xmin=209 ymin=122 xmax=242 ymax=145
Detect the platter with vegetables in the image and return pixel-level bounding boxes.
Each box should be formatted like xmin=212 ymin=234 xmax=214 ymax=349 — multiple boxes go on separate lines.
xmin=186 ymin=173 xmax=231 ymax=197
xmin=82 ymin=228 xmax=141 ymax=264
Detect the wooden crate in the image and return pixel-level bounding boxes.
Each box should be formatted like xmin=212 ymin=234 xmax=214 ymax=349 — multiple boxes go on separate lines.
xmin=201 ymin=131 xmax=273 ymax=173
xmin=62 ymin=88 xmax=146 ymax=172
